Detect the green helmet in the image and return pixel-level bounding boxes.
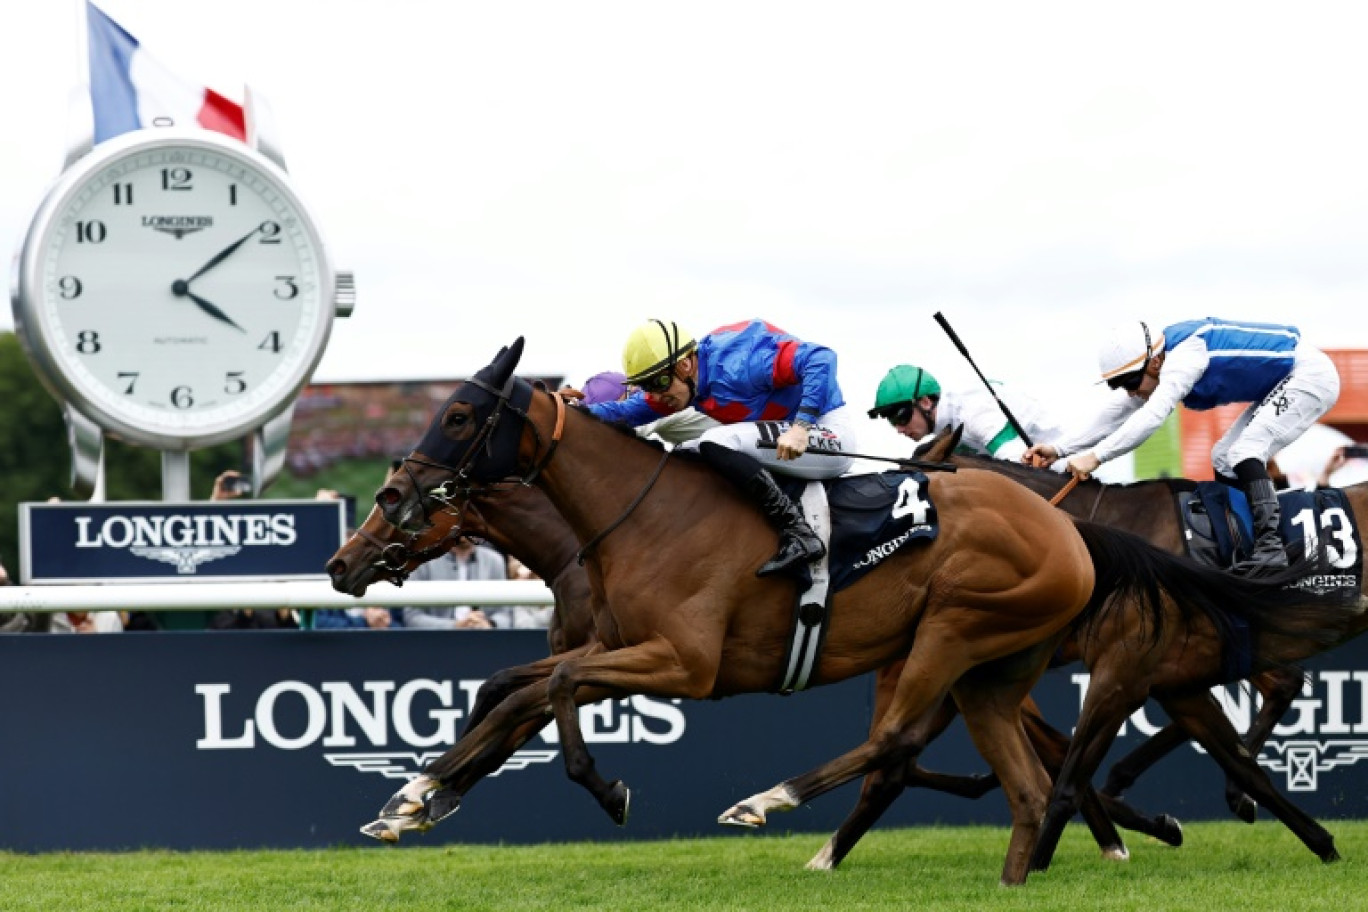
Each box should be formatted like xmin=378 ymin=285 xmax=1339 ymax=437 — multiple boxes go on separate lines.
xmin=868 ymin=364 xmax=941 ymax=418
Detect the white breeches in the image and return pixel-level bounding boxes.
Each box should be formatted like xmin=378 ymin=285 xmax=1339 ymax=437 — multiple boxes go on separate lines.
xmin=677 ymin=404 xmax=859 ymax=479
xmin=1212 ymin=345 xmax=1341 ymax=476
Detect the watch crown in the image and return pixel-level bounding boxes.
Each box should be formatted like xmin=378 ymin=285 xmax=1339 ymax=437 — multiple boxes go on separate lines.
xmin=334 ymin=271 xmax=356 ymax=318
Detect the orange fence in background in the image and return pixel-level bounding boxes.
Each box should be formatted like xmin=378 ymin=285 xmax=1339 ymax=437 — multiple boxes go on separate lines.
xmin=1179 ymin=349 xmax=1368 ymax=479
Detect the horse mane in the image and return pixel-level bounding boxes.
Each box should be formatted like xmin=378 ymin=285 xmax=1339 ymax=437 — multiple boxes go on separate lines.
xmin=564 ymin=397 xmax=669 ymax=452
xmin=912 ymin=426 xmax=1196 ymax=495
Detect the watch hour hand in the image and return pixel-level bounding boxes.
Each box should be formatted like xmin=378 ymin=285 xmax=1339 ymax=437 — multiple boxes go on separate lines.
xmin=184 ymin=224 xmax=261 ymax=284
xmin=172 ymin=280 xmax=246 ymax=333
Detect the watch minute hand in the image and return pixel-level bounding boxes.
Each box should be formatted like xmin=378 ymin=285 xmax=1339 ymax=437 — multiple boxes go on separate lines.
xmin=184 ymin=224 xmax=261 ymax=284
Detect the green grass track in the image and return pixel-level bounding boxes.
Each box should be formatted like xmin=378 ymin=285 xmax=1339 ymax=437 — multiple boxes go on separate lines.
xmin=1 ymin=820 xmax=1364 ymax=911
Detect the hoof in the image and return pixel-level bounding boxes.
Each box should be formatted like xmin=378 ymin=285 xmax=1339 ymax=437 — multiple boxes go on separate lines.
xmin=360 ymin=819 xmax=402 ymax=843
xmin=605 ymin=780 xmax=631 ymax=827
xmin=1100 ymin=845 xmax=1130 ymax=862
xmin=427 ymin=788 xmax=462 ymax=825
xmin=805 ymin=842 xmax=837 ymax=871
xmin=718 ymin=802 xmax=765 ymax=828
xmin=1324 ymin=846 xmax=1342 ymax=864
xmin=1156 ymin=814 xmax=1184 ymax=847
xmin=1231 ymin=794 xmax=1258 ymax=824
xmin=380 ymin=792 xmax=427 ymax=818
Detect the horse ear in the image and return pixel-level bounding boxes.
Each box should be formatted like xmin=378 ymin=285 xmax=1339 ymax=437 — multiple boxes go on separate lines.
xmin=487 ymin=337 xmax=525 ymax=387
xmin=947 ymin=423 xmax=965 ymax=452
xmin=913 ymin=424 xmax=962 ymax=462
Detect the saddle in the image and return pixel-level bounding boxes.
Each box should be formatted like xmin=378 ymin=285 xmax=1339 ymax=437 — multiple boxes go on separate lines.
xmin=773 ymin=470 xmax=940 ymax=692
xmin=1178 ymin=482 xmax=1362 ymax=605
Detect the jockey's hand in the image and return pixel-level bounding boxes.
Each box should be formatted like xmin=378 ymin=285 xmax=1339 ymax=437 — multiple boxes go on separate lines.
xmin=1066 ymin=452 xmax=1101 ymax=480
xmin=775 ymin=423 xmax=810 ymax=461
xmin=1022 ymin=444 xmax=1059 ymax=468
xmin=558 ymin=386 xmax=585 ymax=405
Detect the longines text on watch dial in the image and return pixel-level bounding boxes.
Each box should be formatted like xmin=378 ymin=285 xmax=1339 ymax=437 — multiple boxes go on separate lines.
xmin=35 ymin=141 xmax=326 ymax=440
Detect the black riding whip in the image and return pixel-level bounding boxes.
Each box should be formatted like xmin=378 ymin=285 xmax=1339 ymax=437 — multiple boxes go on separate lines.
xmin=756 ymin=440 xmax=956 ymax=472
xmin=932 ymin=311 xmax=1034 ymax=448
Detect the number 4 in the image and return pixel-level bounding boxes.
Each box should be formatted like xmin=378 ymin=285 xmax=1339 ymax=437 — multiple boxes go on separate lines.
xmin=892 ymin=477 xmax=930 ymax=525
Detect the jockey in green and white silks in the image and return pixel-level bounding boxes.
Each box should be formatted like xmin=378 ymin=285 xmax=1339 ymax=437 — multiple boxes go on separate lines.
xmin=869 ymin=364 xmax=1067 ymax=466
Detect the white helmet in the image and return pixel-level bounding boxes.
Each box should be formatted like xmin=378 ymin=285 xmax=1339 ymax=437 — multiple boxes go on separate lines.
xmin=1098 ymin=321 xmax=1164 ymax=385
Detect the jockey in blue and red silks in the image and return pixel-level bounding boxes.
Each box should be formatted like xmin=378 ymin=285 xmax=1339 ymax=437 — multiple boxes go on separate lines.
xmin=588 ymin=319 xmax=859 ymax=579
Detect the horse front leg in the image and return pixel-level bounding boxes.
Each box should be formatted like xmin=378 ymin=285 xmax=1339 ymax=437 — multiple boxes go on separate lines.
xmin=362 ymin=676 xmax=560 ymax=842
xmin=464 ymin=643 xmax=600 ymax=734
xmin=546 ymin=637 xmax=713 ymax=826
xmin=1029 ymin=667 xmax=1142 ymax=874
xmin=1222 ymin=666 xmax=1304 ymax=823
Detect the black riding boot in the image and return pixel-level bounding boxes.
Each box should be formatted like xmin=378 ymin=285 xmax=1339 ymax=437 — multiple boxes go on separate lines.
xmin=1230 ymin=459 xmax=1288 ymax=577
xmin=699 ymin=441 xmax=825 ymax=578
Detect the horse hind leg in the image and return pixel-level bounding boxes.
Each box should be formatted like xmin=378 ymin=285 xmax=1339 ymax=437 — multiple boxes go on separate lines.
xmin=1164 ymin=690 xmax=1339 ymax=863
xmin=806 ymin=688 xmax=997 ymax=871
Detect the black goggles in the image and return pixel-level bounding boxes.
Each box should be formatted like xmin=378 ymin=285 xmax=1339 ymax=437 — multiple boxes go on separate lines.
xmin=876 ymin=402 xmax=916 ymax=427
xmin=1106 ymin=322 xmax=1153 ymax=392
xmin=636 ymin=370 xmax=675 ymax=394
xmin=1106 ymin=370 xmax=1146 ymax=392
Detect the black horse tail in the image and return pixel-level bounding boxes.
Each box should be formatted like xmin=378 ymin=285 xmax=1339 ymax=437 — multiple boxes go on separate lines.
xmin=1070 ymin=519 xmax=1346 ymax=656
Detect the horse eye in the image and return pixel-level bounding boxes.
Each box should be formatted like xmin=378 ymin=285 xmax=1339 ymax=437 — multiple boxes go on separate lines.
xmin=445 ymin=412 xmax=467 ymax=429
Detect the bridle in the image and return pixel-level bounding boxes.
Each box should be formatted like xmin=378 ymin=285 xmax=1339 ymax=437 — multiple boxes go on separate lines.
xmin=393 ymin=379 xmax=670 ymax=567
xmin=395 ymin=377 xmax=566 ymax=528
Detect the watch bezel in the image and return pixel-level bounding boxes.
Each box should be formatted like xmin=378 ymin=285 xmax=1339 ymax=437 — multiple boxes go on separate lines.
xmin=12 ymin=127 xmax=337 ymax=451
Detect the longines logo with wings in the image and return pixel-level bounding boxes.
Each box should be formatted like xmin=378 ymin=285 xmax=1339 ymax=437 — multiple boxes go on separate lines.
xmin=142 ymin=215 xmax=213 ymax=239
xmin=324 ymin=750 xmax=560 ymax=780
xmin=130 ymin=545 xmax=240 ymax=574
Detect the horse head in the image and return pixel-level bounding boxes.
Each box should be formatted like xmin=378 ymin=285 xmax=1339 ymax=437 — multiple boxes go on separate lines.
xmin=911 ymin=424 xmax=964 ymax=463
xmin=326 ymin=486 xmax=476 ymax=597
xmin=377 ymin=338 xmax=536 ymax=532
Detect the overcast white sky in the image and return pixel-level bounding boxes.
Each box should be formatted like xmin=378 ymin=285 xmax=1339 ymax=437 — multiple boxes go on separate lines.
xmin=3 ymin=2 xmax=1367 ymax=470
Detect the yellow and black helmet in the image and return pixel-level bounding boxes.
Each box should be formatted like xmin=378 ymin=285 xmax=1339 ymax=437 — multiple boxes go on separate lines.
xmin=621 ymin=320 xmax=697 ymax=385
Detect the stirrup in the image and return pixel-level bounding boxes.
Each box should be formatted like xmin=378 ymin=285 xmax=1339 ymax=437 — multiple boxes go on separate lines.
xmin=757 ymin=535 xmax=825 ymax=578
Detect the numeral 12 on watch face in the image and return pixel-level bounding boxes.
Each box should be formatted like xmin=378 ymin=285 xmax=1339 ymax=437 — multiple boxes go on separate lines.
xmin=16 ymin=130 xmax=337 ymax=449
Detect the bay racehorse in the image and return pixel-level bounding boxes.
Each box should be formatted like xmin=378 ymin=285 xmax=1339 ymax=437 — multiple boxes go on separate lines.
xmin=1028 ymin=480 xmax=1368 ymax=873
xmin=366 ymin=338 xmax=1314 ymax=885
xmin=810 ymin=427 xmax=1351 ymax=872
xmin=914 ymin=438 xmax=1307 ymax=822
xmin=329 ymin=463 xmax=1178 ymax=859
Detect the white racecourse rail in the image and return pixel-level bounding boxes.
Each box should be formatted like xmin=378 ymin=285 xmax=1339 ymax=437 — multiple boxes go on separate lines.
xmin=0 ymin=581 xmax=553 ymax=613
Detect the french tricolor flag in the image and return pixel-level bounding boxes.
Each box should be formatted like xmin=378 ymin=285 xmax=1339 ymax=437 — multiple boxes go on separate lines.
xmin=86 ymin=2 xmax=246 ymax=145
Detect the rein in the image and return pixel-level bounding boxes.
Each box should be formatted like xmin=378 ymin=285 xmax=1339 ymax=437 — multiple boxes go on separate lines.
xmin=575 ymin=448 xmax=673 ymax=565
xmin=1047 ymin=475 xmax=1107 ymax=522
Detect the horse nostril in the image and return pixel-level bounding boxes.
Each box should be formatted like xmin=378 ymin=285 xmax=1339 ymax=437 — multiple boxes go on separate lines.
xmin=378 ymin=489 xmax=400 ymax=507
xmin=326 ymin=560 xmax=346 ymax=578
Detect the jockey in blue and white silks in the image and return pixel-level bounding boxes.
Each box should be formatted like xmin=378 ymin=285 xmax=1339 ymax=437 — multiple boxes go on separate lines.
xmin=1025 ymin=317 xmax=1341 ymax=575
xmin=588 ymin=319 xmax=859 ymax=579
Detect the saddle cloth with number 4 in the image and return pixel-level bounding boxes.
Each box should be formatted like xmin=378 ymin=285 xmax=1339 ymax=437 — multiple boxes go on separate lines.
xmin=817 ymin=469 xmax=940 ymax=593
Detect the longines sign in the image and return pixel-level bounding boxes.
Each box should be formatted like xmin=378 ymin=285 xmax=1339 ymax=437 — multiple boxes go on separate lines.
xmin=18 ymin=499 xmax=346 ymax=583
xmin=0 ymin=630 xmax=1365 ymax=851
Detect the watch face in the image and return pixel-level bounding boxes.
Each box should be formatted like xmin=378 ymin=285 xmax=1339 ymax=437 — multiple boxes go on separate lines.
xmin=14 ymin=130 xmax=333 ymax=449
